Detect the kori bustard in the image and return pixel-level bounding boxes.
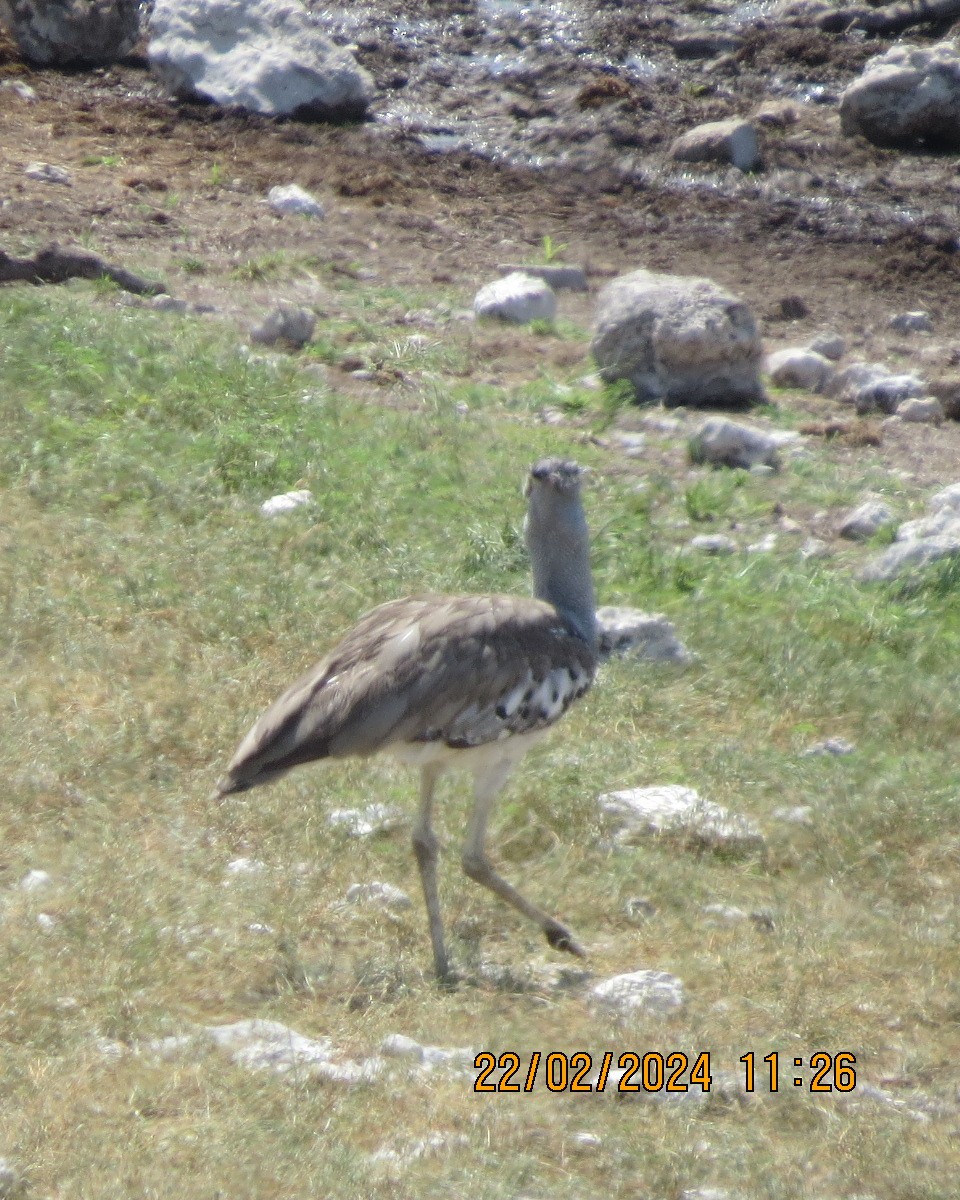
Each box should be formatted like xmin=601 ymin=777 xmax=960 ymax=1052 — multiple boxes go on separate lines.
xmin=216 ymin=458 xmax=598 ymax=980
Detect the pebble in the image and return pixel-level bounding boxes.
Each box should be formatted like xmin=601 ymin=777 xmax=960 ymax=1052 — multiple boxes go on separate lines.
xmin=260 ymin=489 xmax=313 ymax=516
xmin=690 ymin=533 xmax=737 ymax=555
xmin=889 ymin=311 xmax=933 ymax=334
xmin=595 ymin=607 xmax=692 ymax=663
xmin=266 ymin=183 xmax=326 ymax=217
xmin=24 ymin=161 xmax=71 ymax=185
xmin=837 ymin=500 xmax=895 ymax=541
xmin=20 ymin=869 xmax=52 ymax=892
xmin=345 ymin=881 xmax=412 ymax=910
xmin=599 ymin=784 xmax=765 ymax=853
xmin=328 ymin=803 xmax=406 ymax=837
xmin=803 ymin=738 xmax=855 ymax=757
xmin=590 ymin=969 xmax=686 ymax=1020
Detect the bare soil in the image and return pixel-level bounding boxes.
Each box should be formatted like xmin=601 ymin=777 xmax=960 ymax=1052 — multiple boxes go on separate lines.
xmin=3 ymin=17 xmax=960 ymax=487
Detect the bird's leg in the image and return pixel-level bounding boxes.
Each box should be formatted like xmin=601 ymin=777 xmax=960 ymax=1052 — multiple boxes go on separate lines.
xmin=462 ymin=765 xmax=586 ymax=959
xmin=411 ymin=764 xmax=452 ymax=981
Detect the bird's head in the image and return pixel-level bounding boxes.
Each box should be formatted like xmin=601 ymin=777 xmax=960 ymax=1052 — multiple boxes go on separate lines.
xmin=524 ymin=457 xmax=588 ymax=499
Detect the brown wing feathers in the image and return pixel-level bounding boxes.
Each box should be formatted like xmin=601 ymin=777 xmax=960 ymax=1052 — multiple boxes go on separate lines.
xmin=218 ymin=594 xmax=595 ymax=794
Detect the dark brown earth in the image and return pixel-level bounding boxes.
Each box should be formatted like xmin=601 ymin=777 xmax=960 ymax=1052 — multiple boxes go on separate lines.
xmin=3 ymin=13 xmax=960 ymax=488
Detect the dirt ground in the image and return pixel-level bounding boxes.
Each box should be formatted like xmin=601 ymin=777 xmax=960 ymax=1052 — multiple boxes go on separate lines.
xmin=3 ymin=18 xmax=960 ymax=489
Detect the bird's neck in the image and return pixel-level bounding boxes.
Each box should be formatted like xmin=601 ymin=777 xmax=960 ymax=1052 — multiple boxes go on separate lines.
xmin=527 ymin=504 xmax=597 ymax=650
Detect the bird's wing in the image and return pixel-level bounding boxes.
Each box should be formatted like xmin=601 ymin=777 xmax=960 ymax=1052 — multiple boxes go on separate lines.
xmin=219 ymin=594 xmax=596 ymax=792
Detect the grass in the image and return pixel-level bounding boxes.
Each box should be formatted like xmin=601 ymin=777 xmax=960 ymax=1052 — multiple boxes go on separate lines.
xmin=2 ymin=286 xmax=960 ymax=1198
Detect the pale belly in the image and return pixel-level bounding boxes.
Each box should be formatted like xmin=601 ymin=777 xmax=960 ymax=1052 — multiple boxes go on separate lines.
xmin=388 ymin=727 xmax=551 ymax=776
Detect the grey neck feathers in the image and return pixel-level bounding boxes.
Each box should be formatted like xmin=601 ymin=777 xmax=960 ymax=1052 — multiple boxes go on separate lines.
xmin=525 ymin=490 xmax=597 ymax=650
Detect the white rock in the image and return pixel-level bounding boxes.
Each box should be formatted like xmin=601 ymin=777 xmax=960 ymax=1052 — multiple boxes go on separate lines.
xmin=250 ymin=302 xmax=315 ymax=347
xmin=931 ymin=482 xmax=960 ymax=513
xmin=260 ymin=489 xmax=313 ymax=516
xmin=267 ymin=183 xmax=325 ymax=217
xmin=328 ymin=803 xmax=406 ymax=837
xmin=500 ymin=263 xmax=588 ymax=291
xmin=37 ymin=912 xmax=57 ymax=931
xmin=595 ymin=607 xmax=692 ymax=663
xmin=0 ymin=1158 xmax=23 ymax=1198
xmin=380 ymin=1034 xmax=474 ymax=1070
xmin=897 ymin=509 xmax=960 ymax=541
xmin=623 ymin=896 xmax=657 ymax=921
xmin=802 ymin=737 xmax=855 ymax=757
xmin=205 ymin=1019 xmax=384 ymax=1083
xmin=224 ymin=856 xmax=267 ymax=876
xmin=840 ymin=41 xmax=960 ymax=149
xmin=345 ymin=881 xmax=412 ymax=910
xmin=689 ymin=418 xmax=780 ymax=469
xmin=591 ymin=269 xmax=765 ymax=408
xmin=701 ymin=903 xmax=748 ymax=925
xmin=690 ymin=533 xmax=737 ymax=555
xmin=862 ymin=535 xmax=960 ymax=581
xmin=853 ymin=373 xmax=926 ymax=415
xmin=473 ymin=272 xmax=557 ymax=324
xmin=772 ymin=804 xmax=815 ymax=826
xmin=590 ymin=969 xmax=685 ymax=1020
xmin=825 ymin=360 xmax=891 ymax=400
xmin=1 ymin=78 xmax=37 ymax=101
xmin=807 ymin=331 xmax=846 ymax=360
xmin=669 ymin=118 xmax=761 ymax=172
xmin=747 ymin=532 xmax=778 ymax=553
xmin=0 ymin=0 xmax=142 ymax=64
xmin=20 ymin=869 xmax=52 ymax=892
xmin=151 ymin=294 xmax=189 ymax=314
xmin=799 ymin=536 xmax=831 ymax=560
xmin=148 ymin=0 xmax=374 ymax=119
xmin=599 ymin=784 xmax=765 ymax=852
xmin=890 ymin=310 xmax=934 ymax=334
xmin=897 ymin=396 xmax=943 ymax=424
xmin=24 ymin=161 xmax=71 ymax=185
xmin=766 ymin=347 xmax=833 ymax=392
xmin=837 ymin=500 xmax=895 ymax=541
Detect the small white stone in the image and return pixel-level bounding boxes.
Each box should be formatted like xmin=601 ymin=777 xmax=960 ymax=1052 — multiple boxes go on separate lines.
xmin=807 ymin=331 xmax=846 ymax=361
xmin=897 ymin=396 xmax=943 ymax=424
xmin=380 ymin=1034 xmax=474 ymax=1070
xmin=701 ymin=903 xmax=748 ymax=925
xmin=599 ymin=784 xmax=765 ymax=852
xmin=224 ymin=856 xmax=267 ymax=876
xmin=596 ymin=607 xmax=692 ymax=663
xmin=690 ymin=533 xmax=737 ymax=555
xmin=328 ymin=804 xmax=406 ymax=838
xmin=473 ymin=272 xmax=557 ymax=324
xmin=345 ymin=881 xmax=412 ymax=910
xmin=689 ymin=418 xmax=780 ymax=470
xmin=889 ymin=311 xmax=933 ymax=334
xmin=260 ymin=489 xmax=313 ymax=516
xmin=37 ymin=912 xmax=57 ymax=931
xmin=266 ymin=183 xmax=325 ymax=217
xmin=25 ymin=161 xmax=71 ymax=185
xmin=569 ymin=1131 xmax=603 ymax=1154
xmin=799 ymin=536 xmax=831 ymax=560
xmin=151 ymin=294 xmax=189 ymax=314
xmin=931 ymin=482 xmax=960 ymax=513
xmin=773 ymin=805 xmax=815 ymax=826
xmin=803 ymin=738 xmax=855 ymax=757
xmin=20 ymin=869 xmax=52 ymax=892
xmin=837 ymin=500 xmax=896 ymax=541
xmin=590 ymin=969 xmax=686 ymax=1019
xmin=766 ymin=347 xmax=833 ymax=392
xmin=747 ymin=532 xmax=777 ymax=553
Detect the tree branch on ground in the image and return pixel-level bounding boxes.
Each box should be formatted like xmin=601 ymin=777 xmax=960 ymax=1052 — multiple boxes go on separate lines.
xmin=0 ymin=242 xmax=164 ymax=293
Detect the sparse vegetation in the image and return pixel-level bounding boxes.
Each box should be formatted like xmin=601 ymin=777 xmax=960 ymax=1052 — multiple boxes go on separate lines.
xmin=2 ymin=282 xmax=960 ymax=1200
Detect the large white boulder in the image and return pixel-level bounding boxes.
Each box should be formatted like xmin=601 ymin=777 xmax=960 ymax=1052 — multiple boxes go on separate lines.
xmin=591 ymin=270 xmax=764 ymax=408
xmin=0 ymin=0 xmax=142 ymax=65
xmin=840 ymin=41 xmax=960 ymax=149
xmin=148 ymin=0 xmax=374 ymax=119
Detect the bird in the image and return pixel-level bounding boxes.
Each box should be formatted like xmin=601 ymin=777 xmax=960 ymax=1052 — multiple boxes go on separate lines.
xmin=216 ymin=457 xmax=598 ymax=981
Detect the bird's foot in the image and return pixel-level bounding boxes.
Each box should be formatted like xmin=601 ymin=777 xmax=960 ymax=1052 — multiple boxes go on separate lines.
xmin=544 ymin=923 xmax=586 ymax=958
